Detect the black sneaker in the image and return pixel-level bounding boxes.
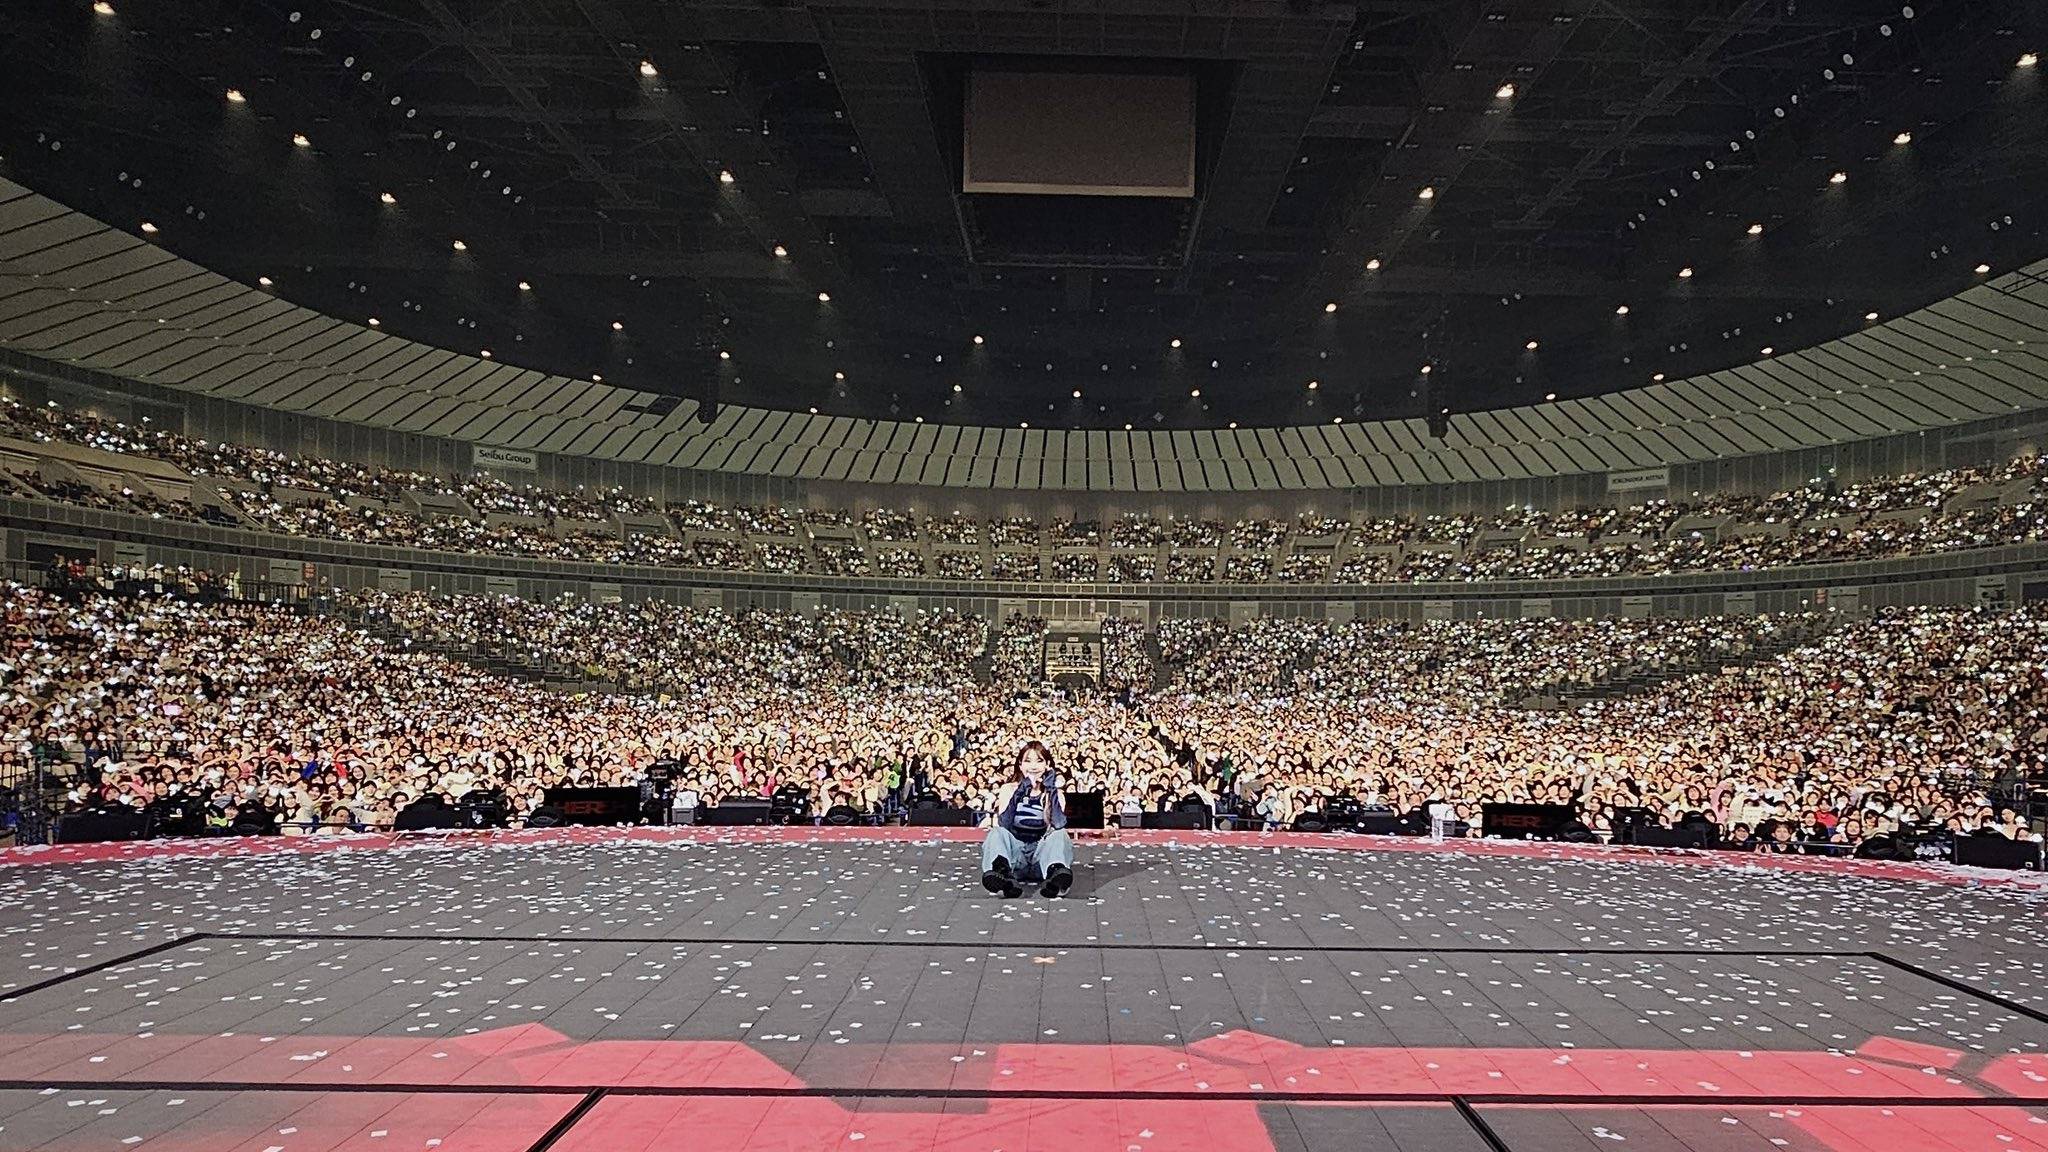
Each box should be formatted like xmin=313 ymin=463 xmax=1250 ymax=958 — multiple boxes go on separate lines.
xmin=1040 ymin=863 xmax=1073 ymax=898
xmin=983 ymin=858 xmax=1023 ymax=898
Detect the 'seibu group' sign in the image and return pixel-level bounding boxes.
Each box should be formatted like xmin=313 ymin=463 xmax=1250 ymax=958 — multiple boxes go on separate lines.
xmin=474 ymin=445 xmax=539 ymax=472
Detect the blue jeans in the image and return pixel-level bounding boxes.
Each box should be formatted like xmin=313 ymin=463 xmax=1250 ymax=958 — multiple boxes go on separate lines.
xmin=982 ymin=825 xmax=1074 ymax=883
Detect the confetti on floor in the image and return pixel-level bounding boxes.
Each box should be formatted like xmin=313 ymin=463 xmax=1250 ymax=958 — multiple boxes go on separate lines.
xmin=2 ymin=833 xmax=2045 ymax=1150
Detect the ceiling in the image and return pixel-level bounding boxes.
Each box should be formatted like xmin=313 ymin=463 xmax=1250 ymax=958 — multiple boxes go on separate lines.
xmin=1 ymin=0 xmax=2043 ymax=432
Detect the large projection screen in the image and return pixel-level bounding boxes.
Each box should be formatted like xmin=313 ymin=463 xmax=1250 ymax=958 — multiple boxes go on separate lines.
xmin=963 ymin=70 xmax=1196 ymax=198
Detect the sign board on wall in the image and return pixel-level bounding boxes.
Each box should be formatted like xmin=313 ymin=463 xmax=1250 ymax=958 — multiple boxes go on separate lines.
xmin=484 ymin=576 xmax=519 ymax=598
xmin=267 ymin=559 xmax=304 ymax=586
xmin=473 ymin=445 xmax=539 ymax=472
xmin=590 ymin=581 xmax=623 ymax=604
xmin=1976 ymin=575 xmax=2008 ymax=603
xmin=1607 ymin=467 xmax=1670 ymax=493
xmin=112 ymin=541 xmax=148 ymax=566
xmin=1422 ymin=600 xmax=1454 ymax=621
xmin=1827 ymin=585 xmax=1863 ymax=614
xmin=1044 ymin=633 xmax=1102 ymax=680
xmin=1326 ymin=602 xmax=1355 ymax=625
xmin=377 ymin=568 xmax=412 ymax=592
xmin=1621 ymin=594 xmax=1653 ymax=618
xmin=1521 ymin=597 xmax=1553 ymax=619
xmin=1724 ymin=590 xmax=1758 ymax=615
xmin=691 ymin=587 xmax=723 ymax=610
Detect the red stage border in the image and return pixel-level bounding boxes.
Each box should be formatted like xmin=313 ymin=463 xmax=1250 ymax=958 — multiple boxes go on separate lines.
xmin=3 ymin=823 xmax=2043 ymax=888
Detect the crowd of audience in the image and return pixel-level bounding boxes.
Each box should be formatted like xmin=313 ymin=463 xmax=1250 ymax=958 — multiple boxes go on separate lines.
xmin=7 ymin=398 xmax=2046 ymax=587
xmin=7 ymin=566 xmax=2039 ymax=856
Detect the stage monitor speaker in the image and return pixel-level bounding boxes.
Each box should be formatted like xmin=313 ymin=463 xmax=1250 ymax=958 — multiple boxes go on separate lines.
xmin=54 ymin=808 xmax=148 ymax=844
xmin=907 ymin=807 xmax=978 ymax=827
xmin=1481 ymin=802 xmax=1577 ymax=840
xmin=1631 ymin=825 xmax=1713 ymax=850
xmin=393 ymin=803 xmax=463 ymax=831
xmin=1140 ymin=810 xmax=1207 ymax=830
xmin=701 ymin=799 xmax=773 ymax=826
xmin=1064 ymin=790 xmax=1105 ymax=830
xmin=542 ymin=786 xmax=642 ymax=826
xmin=1291 ymin=811 xmax=1330 ymax=833
xmin=1351 ymin=812 xmax=1404 ymax=836
xmin=1954 ymin=834 xmax=2043 ymax=870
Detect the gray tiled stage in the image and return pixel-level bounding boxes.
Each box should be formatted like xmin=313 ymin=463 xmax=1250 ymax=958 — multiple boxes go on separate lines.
xmin=6 ymin=839 xmax=2045 ymax=1005
xmin=1 ymin=837 xmax=2046 ymax=1151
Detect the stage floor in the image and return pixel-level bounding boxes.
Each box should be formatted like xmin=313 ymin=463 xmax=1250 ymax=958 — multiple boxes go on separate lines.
xmin=2 ymin=830 xmax=2046 ymax=1151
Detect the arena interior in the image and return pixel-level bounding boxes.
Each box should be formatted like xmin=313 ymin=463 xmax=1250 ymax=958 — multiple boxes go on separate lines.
xmin=3 ymin=1 xmax=2048 ymax=1149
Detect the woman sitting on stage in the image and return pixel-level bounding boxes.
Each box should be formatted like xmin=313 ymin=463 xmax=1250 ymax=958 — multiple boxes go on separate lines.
xmin=980 ymin=740 xmax=1075 ymax=898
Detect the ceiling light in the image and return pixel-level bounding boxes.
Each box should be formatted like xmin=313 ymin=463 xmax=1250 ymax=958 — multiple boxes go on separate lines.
xmin=451 ymin=239 xmax=467 ymax=252
xmin=1228 ymin=421 xmax=1238 ymax=429
xmin=1652 ymin=372 xmax=1666 ymax=382
xmin=612 ymin=320 xmax=624 ymax=331
xmin=367 ymin=317 xmax=380 ymax=327
xmin=1190 ymin=389 xmax=1201 ymax=398
xmin=1307 ymin=380 xmax=1319 ymax=390
xmin=139 ymin=221 xmax=157 ymax=234
xmin=952 ymin=383 xmax=962 ymax=392
xmin=2019 ymin=52 xmax=2038 ymax=68
xmin=1975 ymin=263 xmax=1992 ymax=274
xmin=1124 ymin=423 xmax=1133 ymax=430
xmin=972 ymin=334 xmax=985 ymax=345
xmin=379 ymin=191 xmax=396 ymax=204
xmin=817 ymin=292 xmax=831 ymax=303
xmin=1332 ymin=417 xmax=1342 ymax=424
xmin=1365 ymin=257 xmax=1382 ymax=271
xmin=1615 ymin=305 xmax=1630 ymax=315
xmin=518 ymin=280 xmax=532 ymax=292
xmin=92 ymin=1 xmax=113 ymax=14
xmin=915 ymin=416 xmax=924 ymax=424
xmin=809 ymin=407 xmax=818 ymax=414
xmin=1864 ymin=311 xmax=1879 ymax=321
xmin=1525 ymin=340 xmax=1539 ymax=350
xmin=1417 ymin=186 xmax=1435 ymax=201
xmin=480 ymin=349 xmax=492 ymax=358
xmin=1169 ymin=337 xmax=1181 ymax=348
xmin=1324 ymin=302 xmax=1338 ymax=313
xmin=639 ymin=60 xmax=658 ymax=77
xmin=292 ymin=133 xmax=311 ymax=148
xmin=1419 ymin=364 xmax=1432 ymax=375
xmin=1760 ymin=346 xmax=1773 ymax=355
xmin=1072 ymin=390 xmax=1082 ymax=399
xmin=225 ymin=88 xmax=246 ymax=104
xmin=258 ymin=276 xmax=273 ymax=287
xmin=833 ymin=371 xmax=844 ymax=380
xmin=1495 ymin=83 xmax=1516 ymax=99
xmin=1829 ymin=171 xmax=1847 ymax=184
xmin=1021 ymin=421 xmax=1029 ymax=428
xmin=1747 ymin=223 xmax=1764 ymax=236
xmin=716 ymin=350 xmax=729 ymax=361
xmin=718 ymin=169 xmax=735 ymax=185
xmin=772 ymin=244 xmax=787 ymax=258
xmin=1893 ymin=131 xmax=1913 ymax=145
xmin=592 ymin=374 xmax=602 ymax=382
xmin=1544 ymin=392 xmax=1556 ymax=401
xmin=1678 ymin=267 xmax=1693 ymax=279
